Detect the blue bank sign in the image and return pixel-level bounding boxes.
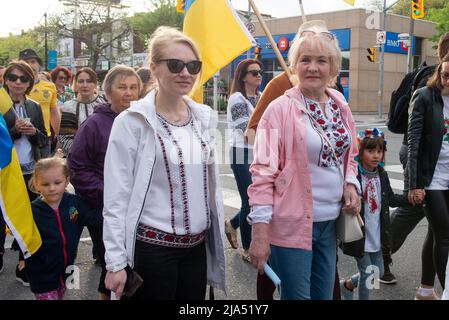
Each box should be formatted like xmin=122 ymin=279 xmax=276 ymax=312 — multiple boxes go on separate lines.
xmin=384 ymin=32 xmax=416 ymax=55
xmin=244 ymin=28 xmax=352 ymax=59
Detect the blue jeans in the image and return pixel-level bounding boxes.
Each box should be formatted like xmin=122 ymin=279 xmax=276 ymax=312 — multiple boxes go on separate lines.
xmin=351 ymin=251 xmax=384 ymax=300
xmin=269 ymin=220 xmax=337 ymax=300
xmin=229 ymin=147 xmax=252 ymax=250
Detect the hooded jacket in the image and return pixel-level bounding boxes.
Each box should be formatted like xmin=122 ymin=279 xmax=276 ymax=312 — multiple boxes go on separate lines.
xmin=25 ymin=193 xmax=101 ymax=293
xmin=68 ymin=103 xmax=118 ymax=209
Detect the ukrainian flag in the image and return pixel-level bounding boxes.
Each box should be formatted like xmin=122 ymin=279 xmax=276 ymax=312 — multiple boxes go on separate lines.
xmin=343 ymin=0 xmax=355 ymax=6
xmin=0 ymin=113 xmax=41 ymax=258
xmin=0 ymin=87 xmax=12 ymax=115
xmin=183 ymin=0 xmax=256 ymax=102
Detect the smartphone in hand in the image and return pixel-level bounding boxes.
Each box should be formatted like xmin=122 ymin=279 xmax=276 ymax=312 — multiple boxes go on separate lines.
xmin=123 ymin=265 xmax=143 ymax=298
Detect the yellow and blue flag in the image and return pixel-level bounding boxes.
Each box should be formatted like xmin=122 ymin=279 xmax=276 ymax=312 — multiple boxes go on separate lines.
xmin=0 ymin=113 xmax=41 ymax=258
xmin=183 ymin=0 xmax=256 ymax=102
xmin=343 ymin=0 xmax=356 ymax=6
xmin=0 ymin=87 xmax=13 ymax=115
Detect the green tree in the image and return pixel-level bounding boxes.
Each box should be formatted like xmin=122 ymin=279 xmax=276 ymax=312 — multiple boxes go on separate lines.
xmin=0 ymin=31 xmax=45 ymax=66
xmin=390 ymin=0 xmax=446 ymax=18
xmin=128 ymin=0 xmax=183 ymax=48
xmin=44 ymin=0 xmax=131 ymax=69
xmin=425 ymin=2 xmax=449 ymax=41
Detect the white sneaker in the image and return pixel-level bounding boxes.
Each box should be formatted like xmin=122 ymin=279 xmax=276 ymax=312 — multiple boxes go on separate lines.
xmin=414 ymin=289 xmax=440 ymax=300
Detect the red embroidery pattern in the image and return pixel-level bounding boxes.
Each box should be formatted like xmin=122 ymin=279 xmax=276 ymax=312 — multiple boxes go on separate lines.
xmin=190 ymin=121 xmax=211 ymax=229
xmin=158 ymin=115 xmax=191 ymax=234
xmin=306 ymin=98 xmax=351 ymax=167
xmin=363 ymin=176 xmax=379 ymax=214
xmin=137 ymin=224 xmax=205 ymax=248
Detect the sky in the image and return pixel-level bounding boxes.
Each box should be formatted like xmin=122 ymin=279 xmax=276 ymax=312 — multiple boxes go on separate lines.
xmin=0 ymin=0 xmax=398 ymax=37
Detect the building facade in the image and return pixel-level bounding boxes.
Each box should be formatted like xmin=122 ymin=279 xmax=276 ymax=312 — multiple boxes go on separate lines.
xmin=226 ymin=8 xmax=438 ymax=113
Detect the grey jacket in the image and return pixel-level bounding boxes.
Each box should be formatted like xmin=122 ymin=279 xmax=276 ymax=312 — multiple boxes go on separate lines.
xmin=102 ymin=90 xmax=226 ymax=292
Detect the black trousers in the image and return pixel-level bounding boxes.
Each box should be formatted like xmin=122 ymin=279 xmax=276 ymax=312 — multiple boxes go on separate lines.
xmin=383 ymin=143 xmax=436 ymax=286
xmin=132 ymin=240 xmax=207 ymax=300
xmin=423 ymin=190 xmax=449 ymax=288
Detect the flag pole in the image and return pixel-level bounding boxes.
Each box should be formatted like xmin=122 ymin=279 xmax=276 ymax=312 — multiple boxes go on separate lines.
xmin=248 ymin=0 xmax=292 ymax=78
xmin=298 ymin=0 xmax=307 ymax=23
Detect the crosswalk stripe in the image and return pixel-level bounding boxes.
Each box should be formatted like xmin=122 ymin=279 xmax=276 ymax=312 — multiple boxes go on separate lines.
xmin=220 ymin=168 xmax=406 ymax=210
xmin=385 ymin=165 xmax=404 ymax=174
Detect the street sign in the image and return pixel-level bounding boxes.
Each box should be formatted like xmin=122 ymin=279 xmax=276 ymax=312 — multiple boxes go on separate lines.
xmin=376 ymin=31 xmax=386 ymax=45
xmin=245 ymin=22 xmax=256 ymax=34
xmin=277 ymin=37 xmax=289 ymax=52
xmin=48 ymin=50 xmax=58 ymax=71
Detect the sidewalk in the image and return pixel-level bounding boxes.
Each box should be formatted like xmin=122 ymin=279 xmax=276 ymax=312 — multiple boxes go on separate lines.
xmin=351 ymin=112 xmax=387 ymax=127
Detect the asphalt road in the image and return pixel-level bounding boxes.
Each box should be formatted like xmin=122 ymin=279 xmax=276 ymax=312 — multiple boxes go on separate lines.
xmin=0 ymin=114 xmax=441 ymax=300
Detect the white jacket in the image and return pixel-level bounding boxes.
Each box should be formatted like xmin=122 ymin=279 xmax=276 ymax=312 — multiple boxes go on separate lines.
xmin=102 ymin=90 xmax=226 ymax=292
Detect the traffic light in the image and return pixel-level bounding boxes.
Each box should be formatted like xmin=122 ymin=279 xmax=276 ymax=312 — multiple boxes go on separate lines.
xmin=367 ymin=47 xmax=376 ymax=63
xmin=176 ymin=0 xmax=185 ymax=13
xmin=411 ymin=0 xmax=424 ymax=19
xmin=254 ymin=46 xmax=262 ymax=59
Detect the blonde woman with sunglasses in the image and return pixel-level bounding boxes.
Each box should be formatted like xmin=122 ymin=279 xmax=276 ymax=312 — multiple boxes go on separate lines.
xmin=103 ymin=26 xmax=226 ymax=300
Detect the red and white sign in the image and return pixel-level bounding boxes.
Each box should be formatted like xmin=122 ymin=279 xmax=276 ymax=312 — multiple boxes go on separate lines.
xmin=277 ymin=37 xmax=289 ymax=52
xmin=376 ymin=31 xmax=386 ymax=45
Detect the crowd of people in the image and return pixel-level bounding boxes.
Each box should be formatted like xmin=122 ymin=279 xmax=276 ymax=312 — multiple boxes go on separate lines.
xmin=1 ymin=20 xmax=449 ymax=301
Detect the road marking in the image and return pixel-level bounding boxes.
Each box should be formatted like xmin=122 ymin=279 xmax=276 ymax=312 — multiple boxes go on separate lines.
xmin=385 ymin=165 xmax=404 ymax=174
xmin=389 ymin=178 xmax=404 ymax=192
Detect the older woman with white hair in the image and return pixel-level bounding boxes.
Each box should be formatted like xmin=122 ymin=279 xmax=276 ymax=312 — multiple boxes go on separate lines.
xmin=68 ymin=65 xmax=142 ymax=300
xmin=248 ymin=20 xmax=360 ymax=300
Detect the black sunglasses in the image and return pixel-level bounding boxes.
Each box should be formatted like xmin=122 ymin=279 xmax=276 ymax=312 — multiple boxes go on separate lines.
xmin=246 ymin=69 xmax=264 ymax=77
xmin=6 ymin=74 xmax=31 ymax=83
xmin=157 ymin=59 xmax=202 ymax=75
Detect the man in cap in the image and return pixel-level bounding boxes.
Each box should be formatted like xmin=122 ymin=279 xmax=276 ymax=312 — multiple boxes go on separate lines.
xmin=19 ymin=48 xmax=59 ymax=157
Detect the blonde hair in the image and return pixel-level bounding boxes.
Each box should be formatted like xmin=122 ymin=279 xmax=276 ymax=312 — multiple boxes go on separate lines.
xmin=147 ymin=26 xmax=202 ymax=90
xmin=288 ymin=33 xmax=342 ymax=87
xmin=29 ymin=157 xmax=71 ymax=194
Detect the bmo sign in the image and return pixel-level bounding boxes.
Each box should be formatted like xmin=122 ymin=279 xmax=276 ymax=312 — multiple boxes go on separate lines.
xmin=277 ymin=37 xmax=289 ymax=52
xmin=384 ymin=32 xmax=416 ymax=55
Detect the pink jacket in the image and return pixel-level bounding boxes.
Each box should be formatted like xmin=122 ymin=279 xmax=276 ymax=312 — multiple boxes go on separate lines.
xmin=248 ymin=86 xmax=359 ymax=250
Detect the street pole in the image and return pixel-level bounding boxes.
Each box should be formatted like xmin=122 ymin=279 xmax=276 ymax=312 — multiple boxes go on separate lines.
xmin=298 ymin=0 xmax=307 ymax=23
xmin=247 ymin=1 xmax=251 ymax=59
xmin=44 ymin=13 xmax=48 ymax=71
xmin=378 ymin=0 xmax=386 ymax=119
xmin=407 ymin=13 xmax=415 ymax=73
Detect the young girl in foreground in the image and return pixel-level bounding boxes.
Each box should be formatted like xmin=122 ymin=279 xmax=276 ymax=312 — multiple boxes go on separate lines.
xmin=25 ymin=157 xmax=101 ymax=300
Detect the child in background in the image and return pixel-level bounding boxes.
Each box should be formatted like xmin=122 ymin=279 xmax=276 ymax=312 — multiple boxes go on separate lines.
xmin=25 ymin=157 xmax=101 ymax=300
xmin=339 ymin=128 xmax=416 ymax=300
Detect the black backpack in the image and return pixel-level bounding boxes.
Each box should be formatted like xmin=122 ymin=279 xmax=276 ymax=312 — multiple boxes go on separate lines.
xmin=387 ymin=63 xmax=435 ymax=134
